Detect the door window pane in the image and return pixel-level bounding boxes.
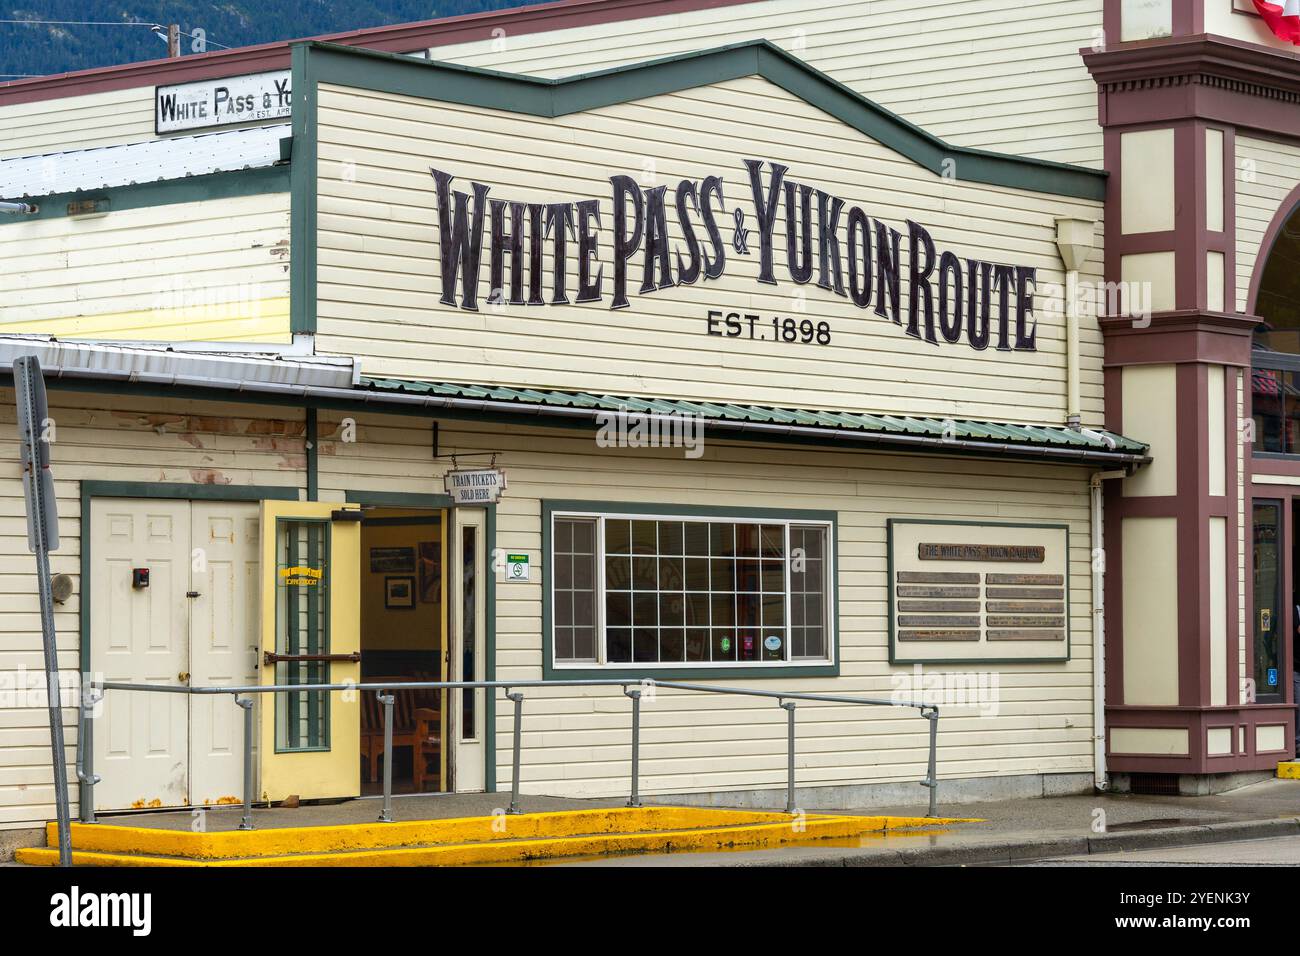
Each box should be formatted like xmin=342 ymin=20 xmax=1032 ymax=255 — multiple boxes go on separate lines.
xmin=275 ymin=518 xmax=329 ymax=751
xmin=460 ymin=525 xmax=477 ymax=741
xmin=1253 ymin=501 xmax=1282 ymax=698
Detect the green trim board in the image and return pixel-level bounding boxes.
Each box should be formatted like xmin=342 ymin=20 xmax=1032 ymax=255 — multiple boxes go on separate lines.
xmin=290 ymin=42 xmax=319 ymax=336
xmin=885 ymin=518 xmax=1073 ymax=666
xmin=297 ymin=39 xmax=1106 ymax=200
xmin=76 ymin=480 xmax=300 ymax=675
xmin=540 ymin=499 xmax=841 ymax=681
xmin=344 ymin=489 xmax=497 ymax=793
xmin=305 ymin=407 xmax=319 ymax=501
xmin=0 ymin=165 xmax=288 ymax=224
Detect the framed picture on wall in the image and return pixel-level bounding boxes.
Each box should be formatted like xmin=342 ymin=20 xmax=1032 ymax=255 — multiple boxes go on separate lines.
xmin=418 ymin=541 xmax=441 ymax=604
xmin=370 ymin=546 xmax=415 ymax=574
xmin=385 ymin=575 xmax=416 ymax=610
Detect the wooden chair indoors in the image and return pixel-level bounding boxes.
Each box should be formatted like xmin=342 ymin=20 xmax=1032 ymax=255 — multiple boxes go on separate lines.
xmin=360 ymin=677 xmax=420 ymax=784
xmin=413 ymin=706 xmax=442 ymax=793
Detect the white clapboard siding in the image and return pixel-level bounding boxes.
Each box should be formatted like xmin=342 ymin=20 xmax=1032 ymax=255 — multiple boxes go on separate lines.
xmin=315 ymin=77 xmax=1106 ymax=426
xmin=0 ymin=192 xmax=292 ymax=343
xmin=319 ymin=410 xmax=1096 ymax=802
xmin=0 ymin=86 xmax=156 ymax=160
xmin=0 ymin=389 xmax=311 ymax=828
xmin=1236 ymin=135 xmax=1300 ymax=313
xmin=428 ymin=0 xmax=1105 ymax=168
xmin=0 ymin=389 xmax=1094 ymax=826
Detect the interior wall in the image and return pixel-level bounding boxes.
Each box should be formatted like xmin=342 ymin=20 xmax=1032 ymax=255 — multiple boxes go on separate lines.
xmin=359 ymin=510 xmax=443 ymax=674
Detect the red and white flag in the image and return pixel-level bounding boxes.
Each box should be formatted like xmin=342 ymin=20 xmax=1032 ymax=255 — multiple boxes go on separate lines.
xmin=1254 ymin=0 xmax=1300 ymax=43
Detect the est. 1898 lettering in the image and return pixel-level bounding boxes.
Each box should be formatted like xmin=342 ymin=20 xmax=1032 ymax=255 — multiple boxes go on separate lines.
xmin=706 ymin=310 xmax=831 ymax=346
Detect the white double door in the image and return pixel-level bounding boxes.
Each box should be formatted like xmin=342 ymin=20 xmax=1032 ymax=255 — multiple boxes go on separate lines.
xmin=90 ymin=498 xmax=260 ymax=811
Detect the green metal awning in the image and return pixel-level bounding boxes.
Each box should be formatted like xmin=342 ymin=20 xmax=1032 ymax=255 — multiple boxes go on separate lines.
xmin=358 ymin=377 xmax=1149 ymax=467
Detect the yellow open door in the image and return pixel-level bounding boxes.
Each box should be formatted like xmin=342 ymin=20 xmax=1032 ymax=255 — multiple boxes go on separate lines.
xmin=258 ymin=501 xmax=361 ymax=803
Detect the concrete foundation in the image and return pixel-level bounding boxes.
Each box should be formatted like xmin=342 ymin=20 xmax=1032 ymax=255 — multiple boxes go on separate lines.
xmin=1109 ymin=770 xmax=1275 ymax=797
xmin=646 ymin=772 xmax=1096 ymax=812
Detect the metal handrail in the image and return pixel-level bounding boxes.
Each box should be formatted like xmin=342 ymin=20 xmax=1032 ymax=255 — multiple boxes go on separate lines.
xmin=78 ymin=678 xmax=941 ymax=831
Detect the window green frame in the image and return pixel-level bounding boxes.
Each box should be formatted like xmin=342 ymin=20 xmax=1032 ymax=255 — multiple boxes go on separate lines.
xmin=542 ymin=500 xmax=839 ymax=680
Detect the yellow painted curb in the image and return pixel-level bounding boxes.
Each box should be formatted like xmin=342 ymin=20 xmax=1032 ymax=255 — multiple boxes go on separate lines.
xmin=1278 ymin=761 xmax=1300 ymax=780
xmin=17 ymin=813 xmax=969 ymax=867
xmin=44 ymin=807 xmax=968 ymax=860
xmin=44 ymin=807 xmax=798 ymax=859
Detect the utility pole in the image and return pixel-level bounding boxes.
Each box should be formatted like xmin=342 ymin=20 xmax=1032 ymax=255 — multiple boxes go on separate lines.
xmin=167 ymin=23 xmax=180 ymax=58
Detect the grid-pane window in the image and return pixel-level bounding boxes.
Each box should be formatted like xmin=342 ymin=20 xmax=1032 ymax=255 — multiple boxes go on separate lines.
xmin=553 ymin=517 xmax=597 ymax=662
xmin=553 ymin=513 xmax=832 ymax=667
xmin=790 ymin=524 xmax=828 ymax=659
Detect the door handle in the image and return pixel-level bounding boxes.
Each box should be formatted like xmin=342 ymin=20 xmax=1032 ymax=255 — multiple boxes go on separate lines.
xmin=178 ymin=671 xmax=190 ymax=683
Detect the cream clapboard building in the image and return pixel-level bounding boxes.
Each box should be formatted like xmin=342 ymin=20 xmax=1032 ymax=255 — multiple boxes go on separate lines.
xmin=0 ymin=0 xmax=1295 ymax=843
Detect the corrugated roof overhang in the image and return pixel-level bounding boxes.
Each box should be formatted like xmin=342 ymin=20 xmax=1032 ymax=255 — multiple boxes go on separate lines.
xmin=358 ymin=377 xmax=1150 ymax=467
xmin=0 ymin=337 xmax=1147 ymax=467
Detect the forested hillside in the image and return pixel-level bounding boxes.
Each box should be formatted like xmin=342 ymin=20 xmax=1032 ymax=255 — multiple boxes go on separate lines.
xmin=0 ymin=0 xmax=535 ymax=79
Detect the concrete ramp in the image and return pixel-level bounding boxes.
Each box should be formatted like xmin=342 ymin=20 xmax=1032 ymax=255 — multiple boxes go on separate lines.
xmin=16 ymin=806 xmax=970 ymax=866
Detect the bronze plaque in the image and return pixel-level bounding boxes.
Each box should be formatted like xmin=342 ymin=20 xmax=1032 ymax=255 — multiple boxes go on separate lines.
xmin=898 ymin=615 xmax=981 ymax=628
xmin=987 ymin=629 xmax=1065 ymax=642
xmin=986 ymin=573 xmax=1064 ymax=586
xmin=918 ymin=543 xmax=1045 ymax=562
xmin=898 ymin=629 xmax=981 ymax=642
xmin=897 ymin=600 xmax=982 ymax=613
xmin=985 ymin=587 xmax=1064 ymax=600
xmin=896 ymin=571 xmax=981 ymax=585
xmin=985 ymin=601 xmax=1066 ymax=614
xmin=896 ymin=585 xmax=981 ymax=599
xmin=986 ymin=615 xmax=1065 ymax=628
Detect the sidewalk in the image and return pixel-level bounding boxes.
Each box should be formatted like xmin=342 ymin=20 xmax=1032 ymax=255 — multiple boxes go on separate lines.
xmin=569 ymin=778 xmax=1300 ymax=866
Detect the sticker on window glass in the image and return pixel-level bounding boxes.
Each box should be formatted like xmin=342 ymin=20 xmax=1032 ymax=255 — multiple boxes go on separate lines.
xmin=763 ymin=635 xmax=782 ymax=652
xmin=1268 ymin=667 xmax=1279 ymax=687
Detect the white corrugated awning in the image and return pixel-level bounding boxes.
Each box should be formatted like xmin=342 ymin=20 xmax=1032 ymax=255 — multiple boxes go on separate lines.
xmin=0 ymin=336 xmax=356 ymax=391
xmin=0 ymin=123 xmax=289 ymax=199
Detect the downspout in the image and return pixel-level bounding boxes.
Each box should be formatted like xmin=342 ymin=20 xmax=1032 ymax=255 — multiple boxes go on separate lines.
xmin=1091 ymin=467 xmax=1128 ymax=792
xmin=1055 ymin=218 xmax=1097 ymax=431
xmin=1056 ymin=217 xmax=1113 ymax=789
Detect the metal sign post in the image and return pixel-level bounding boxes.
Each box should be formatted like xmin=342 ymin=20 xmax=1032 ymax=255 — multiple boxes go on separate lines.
xmin=15 ymin=356 xmax=71 ymax=866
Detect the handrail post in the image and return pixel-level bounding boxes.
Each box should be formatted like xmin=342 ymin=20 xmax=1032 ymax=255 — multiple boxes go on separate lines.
xmin=236 ymin=697 xmax=255 ymax=830
xmin=378 ymin=691 xmax=395 ymax=823
xmin=506 ymin=691 xmax=524 ymax=814
xmin=76 ymin=681 xmax=101 ymax=825
xmin=781 ymin=700 xmax=797 ymax=814
xmin=921 ymin=705 xmax=940 ymax=818
xmin=624 ymin=687 xmax=642 ymax=808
